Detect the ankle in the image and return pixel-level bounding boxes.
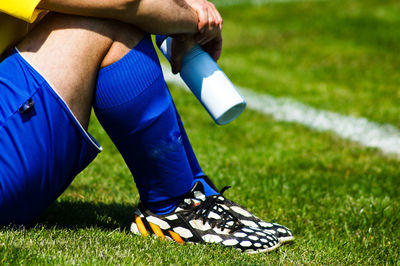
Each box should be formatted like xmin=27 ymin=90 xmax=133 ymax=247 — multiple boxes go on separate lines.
xmin=142 ymin=196 xmax=183 ymax=215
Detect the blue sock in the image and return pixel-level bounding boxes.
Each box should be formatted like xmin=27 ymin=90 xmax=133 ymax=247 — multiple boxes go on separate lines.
xmin=193 ymin=178 xmax=219 ymax=197
xmin=171 ymin=99 xmax=204 ymax=178
xmin=171 ymin=101 xmax=219 ymax=197
xmin=94 ymin=35 xmax=199 ymax=214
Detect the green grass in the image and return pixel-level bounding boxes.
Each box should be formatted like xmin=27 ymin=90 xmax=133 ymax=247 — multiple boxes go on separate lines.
xmin=219 ymin=0 xmax=400 ymax=127
xmin=1 ymin=0 xmax=399 ymax=264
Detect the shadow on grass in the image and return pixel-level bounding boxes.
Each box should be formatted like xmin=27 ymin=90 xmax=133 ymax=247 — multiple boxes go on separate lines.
xmin=36 ymin=201 xmax=136 ymax=231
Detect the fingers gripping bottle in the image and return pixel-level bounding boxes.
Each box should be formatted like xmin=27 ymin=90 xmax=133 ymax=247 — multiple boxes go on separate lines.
xmin=156 ymin=35 xmax=246 ymax=125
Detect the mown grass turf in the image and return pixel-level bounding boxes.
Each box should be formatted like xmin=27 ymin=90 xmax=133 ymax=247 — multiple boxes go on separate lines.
xmin=1 ymin=0 xmax=399 ymax=264
xmin=218 ymin=0 xmax=400 ymax=127
xmin=2 ymin=87 xmax=399 ymax=264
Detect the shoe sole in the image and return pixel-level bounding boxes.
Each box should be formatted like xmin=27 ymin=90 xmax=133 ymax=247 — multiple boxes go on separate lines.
xmin=245 ymin=242 xmax=281 ymax=254
xmin=278 ymin=236 xmax=295 ymax=244
xmin=131 ymin=221 xmax=281 ymax=254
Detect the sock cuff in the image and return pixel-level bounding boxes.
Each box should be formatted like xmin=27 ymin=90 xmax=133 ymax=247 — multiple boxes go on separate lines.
xmin=193 ymin=178 xmax=220 ymax=197
xmin=142 ymin=196 xmax=183 ymax=215
xmin=95 ymin=35 xmax=163 ymax=110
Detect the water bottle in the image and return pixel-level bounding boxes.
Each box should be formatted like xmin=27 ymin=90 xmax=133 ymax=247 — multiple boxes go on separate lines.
xmin=156 ymin=35 xmax=246 ymax=125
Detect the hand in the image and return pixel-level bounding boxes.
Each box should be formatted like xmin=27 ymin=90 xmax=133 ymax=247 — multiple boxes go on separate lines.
xmin=170 ymin=31 xmax=222 ymax=74
xmin=170 ymin=35 xmax=196 ymax=74
xmin=200 ymin=31 xmax=222 ymax=62
xmin=170 ymin=0 xmax=223 ymax=73
xmin=185 ymin=0 xmax=223 ymax=45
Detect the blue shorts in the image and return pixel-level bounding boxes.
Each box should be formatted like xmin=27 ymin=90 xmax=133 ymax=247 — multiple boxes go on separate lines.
xmin=0 ymin=50 xmax=102 ymax=226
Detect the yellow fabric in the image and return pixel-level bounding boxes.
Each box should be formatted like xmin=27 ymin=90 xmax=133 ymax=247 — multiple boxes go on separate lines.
xmin=0 ymin=0 xmax=41 ymax=55
xmin=0 ymin=0 xmax=41 ymax=22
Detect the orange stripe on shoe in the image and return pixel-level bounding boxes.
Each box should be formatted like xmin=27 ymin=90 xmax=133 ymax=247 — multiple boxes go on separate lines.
xmin=169 ymin=230 xmax=184 ymax=244
xmin=135 ymin=216 xmax=149 ymax=236
xmin=149 ymin=222 xmax=165 ymax=239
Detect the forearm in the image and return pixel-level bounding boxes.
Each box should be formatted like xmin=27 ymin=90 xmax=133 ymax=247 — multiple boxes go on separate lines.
xmin=37 ymin=0 xmax=198 ymax=35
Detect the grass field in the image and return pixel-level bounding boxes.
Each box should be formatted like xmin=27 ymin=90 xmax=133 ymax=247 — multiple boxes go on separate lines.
xmin=1 ymin=0 xmax=399 ymax=264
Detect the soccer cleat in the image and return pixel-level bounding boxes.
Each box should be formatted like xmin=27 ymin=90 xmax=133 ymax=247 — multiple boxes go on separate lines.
xmin=200 ymin=176 xmax=294 ymax=243
xmin=217 ymin=196 xmax=294 ymax=243
xmin=131 ymin=181 xmax=280 ymax=253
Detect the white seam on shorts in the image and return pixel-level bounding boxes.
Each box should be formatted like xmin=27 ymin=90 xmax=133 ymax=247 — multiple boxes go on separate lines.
xmin=15 ymin=48 xmax=102 ymax=152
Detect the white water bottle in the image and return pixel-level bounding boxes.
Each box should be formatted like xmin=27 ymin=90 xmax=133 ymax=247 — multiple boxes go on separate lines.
xmin=156 ymin=35 xmax=246 ymax=125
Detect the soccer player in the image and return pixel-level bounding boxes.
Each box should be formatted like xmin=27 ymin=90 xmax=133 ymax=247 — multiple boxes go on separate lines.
xmin=0 ymin=0 xmax=293 ymax=253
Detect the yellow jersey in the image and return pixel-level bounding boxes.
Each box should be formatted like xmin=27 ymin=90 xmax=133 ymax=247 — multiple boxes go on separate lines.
xmin=0 ymin=0 xmax=41 ymax=55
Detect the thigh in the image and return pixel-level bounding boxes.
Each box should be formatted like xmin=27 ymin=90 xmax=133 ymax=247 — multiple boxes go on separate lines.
xmin=17 ymin=13 xmax=144 ymax=128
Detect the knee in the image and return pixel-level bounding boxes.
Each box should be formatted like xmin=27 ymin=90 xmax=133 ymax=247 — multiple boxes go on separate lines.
xmin=101 ymin=22 xmax=146 ymax=67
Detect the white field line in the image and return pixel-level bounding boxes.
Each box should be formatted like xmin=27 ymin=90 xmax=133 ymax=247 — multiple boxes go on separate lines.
xmin=214 ymin=0 xmax=327 ymax=7
xmin=161 ymin=64 xmax=400 ymax=157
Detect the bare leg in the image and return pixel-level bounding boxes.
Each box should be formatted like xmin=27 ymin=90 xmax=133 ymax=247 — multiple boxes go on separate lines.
xmin=17 ymin=13 xmax=144 ymax=129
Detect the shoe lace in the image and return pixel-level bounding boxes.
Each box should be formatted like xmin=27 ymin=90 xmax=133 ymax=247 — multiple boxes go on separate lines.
xmin=188 ymin=186 xmax=243 ymax=232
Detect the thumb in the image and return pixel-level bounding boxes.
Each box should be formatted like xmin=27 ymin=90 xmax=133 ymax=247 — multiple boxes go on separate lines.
xmin=170 ymin=41 xmax=183 ymax=74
